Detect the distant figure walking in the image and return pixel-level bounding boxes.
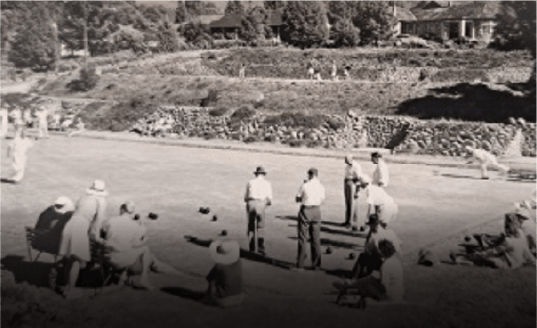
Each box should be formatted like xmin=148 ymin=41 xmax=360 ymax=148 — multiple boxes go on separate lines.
xmin=239 ymin=63 xmax=246 ymax=81
xmin=1 ymin=105 xmax=8 ymax=138
xmin=343 ymin=154 xmax=362 ymax=230
xmin=465 ymin=146 xmax=509 ymax=180
xmin=343 ymin=66 xmax=351 ymax=80
xmin=307 ymin=62 xmax=315 ymax=80
xmin=7 ymin=128 xmax=34 ymax=184
xmin=36 ymin=107 xmax=49 ymax=139
xmin=331 ymin=60 xmax=338 ymax=81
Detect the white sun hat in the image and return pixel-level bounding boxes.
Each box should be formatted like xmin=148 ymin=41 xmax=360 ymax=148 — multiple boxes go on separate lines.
xmin=209 ymin=239 xmax=240 ymax=265
xmin=86 ymin=179 xmax=109 ymax=196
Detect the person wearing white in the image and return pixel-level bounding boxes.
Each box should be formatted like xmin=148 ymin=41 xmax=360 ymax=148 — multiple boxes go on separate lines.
xmin=371 ymin=152 xmax=389 ymax=188
xmin=7 ymin=128 xmax=34 ymax=183
xmin=10 ymin=107 xmax=23 ymax=129
xmin=244 ymin=166 xmax=273 ymax=254
xmin=23 ymin=110 xmax=33 ymax=128
xmin=331 ymin=60 xmax=338 ymax=81
xmin=465 ymin=146 xmax=509 ymax=179
xmin=358 ymin=174 xmax=398 ymax=227
xmin=1 ymin=106 xmax=8 ymax=138
xmin=513 ymin=204 xmax=536 ymax=254
xmin=36 ymin=107 xmax=49 ymax=139
xmin=295 ymin=168 xmax=325 ymax=270
xmin=343 ymin=155 xmax=362 ymax=229
xmin=68 ymin=118 xmax=85 ymax=138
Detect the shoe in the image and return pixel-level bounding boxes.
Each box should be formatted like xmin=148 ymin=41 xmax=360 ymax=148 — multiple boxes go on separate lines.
xmin=359 ymin=226 xmax=365 ymax=232
xmin=449 ymin=252 xmax=459 ymax=264
xmin=481 ymin=177 xmax=490 ymax=180
xmin=351 ymin=226 xmax=358 ymax=232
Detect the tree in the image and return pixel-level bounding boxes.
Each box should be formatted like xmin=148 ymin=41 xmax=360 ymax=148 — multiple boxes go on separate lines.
xmin=330 ymin=19 xmax=361 ymax=47
xmin=185 ymin=1 xmax=205 ymax=17
xmin=264 ymin=1 xmax=286 ymax=11
xmin=281 ymin=1 xmax=329 ymax=48
xmin=158 ymin=21 xmax=179 ymax=52
xmin=493 ymin=0 xmax=537 ymax=89
xmin=8 ymin=8 xmax=57 ymax=71
xmin=225 ymin=1 xmax=245 ymax=15
xmin=176 ymin=1 xmax=188 ymax=24
xmin=347 ymin=0 xmax=395 ymax=43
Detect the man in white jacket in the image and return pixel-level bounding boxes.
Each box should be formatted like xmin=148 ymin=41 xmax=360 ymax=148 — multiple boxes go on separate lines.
xmin=371 ymin=152 xmax=389 ymax=188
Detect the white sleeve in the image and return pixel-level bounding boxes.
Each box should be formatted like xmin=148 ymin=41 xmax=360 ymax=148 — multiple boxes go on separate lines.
xmin=267 ymin=182 xmax=273 ymax=202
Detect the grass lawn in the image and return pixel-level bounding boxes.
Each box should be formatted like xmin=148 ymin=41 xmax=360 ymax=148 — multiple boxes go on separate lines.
xmin=1 ymin=134 xmax=535 ymax=328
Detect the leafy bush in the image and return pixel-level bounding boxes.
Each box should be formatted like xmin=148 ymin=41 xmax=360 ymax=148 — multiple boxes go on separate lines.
xmin=230 ymin=105 xmax=256 ymax=122
xmin=78 ymin=97 xmax=154 ymax=131
xmin=67 ymin=67 xmax=100 ymax=92
xmin=208 ymin=106 xmax=229 ymax=116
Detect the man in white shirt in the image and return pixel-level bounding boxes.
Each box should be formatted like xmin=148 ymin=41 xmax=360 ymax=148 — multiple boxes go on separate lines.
xmin=295 ymin=168 xmax=325 ymax=270
xmin=7 ymin=128 xmax=34 ymax=183
xmin=371 ymin=152 xmax=389 ymax=188
xmin=465 ymin=146 xmax=509 ymax=180
xmin=10 ymin=106 xmax=23 ymax=129
xmin=358 ymin=174 xmax=398 ymax=228
xmin=244 ymin=166 xmax=273 ymax=255
xmin=343 ymin=155 xmax=362 ymax=230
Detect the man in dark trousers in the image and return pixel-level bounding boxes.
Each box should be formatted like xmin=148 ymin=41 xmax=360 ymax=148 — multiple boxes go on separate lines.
xmin=295 ymin=168 xmax=325 ymax=271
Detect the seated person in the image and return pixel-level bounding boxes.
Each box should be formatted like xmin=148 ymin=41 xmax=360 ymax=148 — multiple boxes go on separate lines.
xmin=451 ymin=214 xmax=536 ymax=269
xmin=513 ymin=196 xmax=536 ymax=255
xmin=351 ymin=214 xmax=402 ymax=279
xmin=101 ymin=201 xmax=180 ymax=290
xmin=201 ymin=239 xmax=245 ymax=308
xmin=334 ymin=239 xmax=404 ymax=304
xmin=34 ymin=196 xmax=75 ymax=254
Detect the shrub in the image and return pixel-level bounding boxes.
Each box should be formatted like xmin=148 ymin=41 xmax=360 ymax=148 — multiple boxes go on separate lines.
xmin=67 ymin=67 xmax=100 ymax=92
xmin=325 ymin=117 xmax=345 ymax=130
xmin=230 ymin=105 xmax=256 ymax=122
xmin=208 ymin=106 xmax=229 ymax=117
xmin=243 ymin=136 xmax=258 ymax=143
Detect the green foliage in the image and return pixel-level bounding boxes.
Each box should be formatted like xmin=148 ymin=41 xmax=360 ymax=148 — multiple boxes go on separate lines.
xmin=225 ymin=1 xmax=245 ymax=15
xmin=330 ymin=19 xmax=361 ymax=48
xmin=351 ymin=0 xmax=394 ymax=43
xmin=180 ymin=20 xmax=213 ymax=45
xmin=264 ymin=1 xmax=287 ymax=11
xmin=230 ymin=105 xmax=256 ymax=122
xmin=158 ymin=21 xmax=179 ymax=52
xmin=282 ymin=1 xmax=329 ymax=48
xmin=175 ymin=2 xmax=188 ymax=24
xmin=8 ymin=7 xmax=57 ymax=71
xmin=68 ymin=66 xmax=99 ymax=92
xmin=492 ymin=1 xmax=536 ymax=58
xmin=185 ymin=1 xmax=205 ymax=17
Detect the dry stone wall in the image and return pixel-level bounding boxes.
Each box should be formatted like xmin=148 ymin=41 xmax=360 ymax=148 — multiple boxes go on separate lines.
xmin=132 ymin=106 xmax=536 ymax=157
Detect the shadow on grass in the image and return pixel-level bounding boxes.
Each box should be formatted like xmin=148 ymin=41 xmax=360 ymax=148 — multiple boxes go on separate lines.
xmin=1 ymin=255 xmax=53 ymax=288
xmin=185 ymin=236 xmax=294 ymax=270
xmin=288 ymin=237 xmax=361 ymax=249
xmin=1 ymin=178 xmax=16 ymax=184
xmin=396 ymin=83 xmax=536 ymax=123
xmin=161 ymin=287 xmax=204 ymax=302
xmin=440 ymin=173 xmax=483 ymax=180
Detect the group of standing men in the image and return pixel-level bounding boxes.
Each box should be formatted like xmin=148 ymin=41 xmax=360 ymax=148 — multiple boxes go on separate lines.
xmin=243 ymin=152 xmax=394 ymax=271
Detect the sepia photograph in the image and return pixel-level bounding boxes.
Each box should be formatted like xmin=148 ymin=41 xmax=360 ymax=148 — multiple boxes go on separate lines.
xmin=1 ymin=1 xmax=535 ymax=327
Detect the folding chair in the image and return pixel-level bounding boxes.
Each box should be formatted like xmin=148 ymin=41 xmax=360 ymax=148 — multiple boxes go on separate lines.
xmin=25 ymin=227 xmax=60 ymax=263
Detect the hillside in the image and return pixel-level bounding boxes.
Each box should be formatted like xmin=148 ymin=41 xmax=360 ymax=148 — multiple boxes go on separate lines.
xmin=135 ymin=1 xmax=470 ymax=11
xmin=136 ymin=0 xmax=263 ymax=13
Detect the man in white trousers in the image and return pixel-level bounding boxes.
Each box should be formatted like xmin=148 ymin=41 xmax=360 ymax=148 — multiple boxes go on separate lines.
xmin=465 ymin=146 xmax=509 ymax=180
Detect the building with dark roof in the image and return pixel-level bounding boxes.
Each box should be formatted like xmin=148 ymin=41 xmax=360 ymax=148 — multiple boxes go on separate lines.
xmin=208 ymin=10 xmax=284 ymax=41
xmin=404 ymin=1 xmax=507 ymax=43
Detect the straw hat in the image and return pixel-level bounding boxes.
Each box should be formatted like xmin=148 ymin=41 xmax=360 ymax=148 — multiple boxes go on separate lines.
xmin=86 ymin=179 xmax=108 ymax=196
xmin=209 ymin=239 xmax=240 ymax=265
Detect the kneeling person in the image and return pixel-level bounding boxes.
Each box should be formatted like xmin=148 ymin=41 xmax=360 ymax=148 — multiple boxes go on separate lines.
xmin=102 ymin=201 xmax=179 ymax=290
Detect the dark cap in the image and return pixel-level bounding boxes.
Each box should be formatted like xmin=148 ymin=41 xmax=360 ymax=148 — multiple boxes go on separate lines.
xmin=307 ymin=168 xmax=318 ymax=176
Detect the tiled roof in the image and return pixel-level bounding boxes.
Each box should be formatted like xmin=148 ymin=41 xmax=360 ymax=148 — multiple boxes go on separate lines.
xmin=209 ymin=13 xmax=243 ymax=28
xmin=412 ymin=1 xmax=505 ymax=21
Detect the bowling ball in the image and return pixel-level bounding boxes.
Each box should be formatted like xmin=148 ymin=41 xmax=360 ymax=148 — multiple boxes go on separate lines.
xmin=221 ymin=230 xmax=227 ymax=236
xmin=148 ymin=212 xmax=158 ymax=220
xmin=464 ymin=236 xmax=471 ymax=242
xmin=212 ymin=215 xmax=218 ymax=221
xmin=349 ymin=253 xmax=356 ymax=260
xmin=326 ymin=247 xmax=333 ymax=255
